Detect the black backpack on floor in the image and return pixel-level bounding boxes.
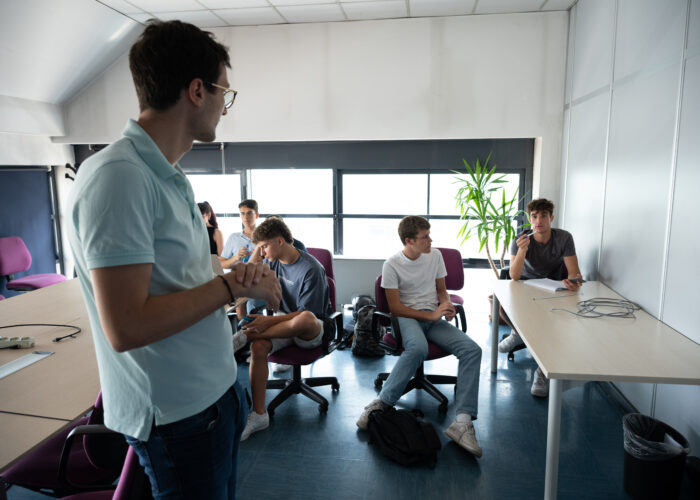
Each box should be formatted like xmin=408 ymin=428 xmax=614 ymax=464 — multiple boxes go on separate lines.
xmin=351 ymin=304 xmax=385 ymax=357
xmin=367 ymin=407 xmax=441 ymax=468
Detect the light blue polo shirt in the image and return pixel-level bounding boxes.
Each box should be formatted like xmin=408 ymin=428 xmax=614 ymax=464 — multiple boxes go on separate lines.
xmin=68 ymin=120 xmax=236 ymax=441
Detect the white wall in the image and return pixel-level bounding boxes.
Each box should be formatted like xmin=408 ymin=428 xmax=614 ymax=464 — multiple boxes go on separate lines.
xmin=560 ymin=0 xmax=700 ymax=453
xmin=59 ymin=12 xmax=568 ymax=205
xmin=0 ymin=132 xmax=73 ymax=166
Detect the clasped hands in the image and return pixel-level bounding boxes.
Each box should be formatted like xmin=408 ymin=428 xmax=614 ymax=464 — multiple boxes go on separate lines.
xmin=227 ymin=261 xmax=281 ymax=312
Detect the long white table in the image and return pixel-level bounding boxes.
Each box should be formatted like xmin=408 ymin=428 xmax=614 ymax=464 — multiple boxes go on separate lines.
xmin=489 ymin=280 xmax=700 ymax=500
xmin=0 ymin=279 xmax=98 ymax=470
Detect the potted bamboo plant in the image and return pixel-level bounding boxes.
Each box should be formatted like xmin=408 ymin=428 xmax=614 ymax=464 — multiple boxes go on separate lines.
xmin=453 ymin=154 xmax=525 ymax=278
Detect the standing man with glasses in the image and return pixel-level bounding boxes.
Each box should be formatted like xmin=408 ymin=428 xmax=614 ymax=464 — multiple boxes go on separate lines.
xmin=68 ymin=20 xmax=279 ymax=499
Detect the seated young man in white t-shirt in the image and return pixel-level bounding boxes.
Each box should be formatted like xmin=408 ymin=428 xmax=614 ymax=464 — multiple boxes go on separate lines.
xmin=356 ymin=216 xmax=484 ymax=458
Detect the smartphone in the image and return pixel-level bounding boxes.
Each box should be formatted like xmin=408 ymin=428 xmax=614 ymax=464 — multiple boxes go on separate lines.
xmin=568 ymin=277 xmax=585 ymax=284
xmin=238 ymin=315 xmax=255 ymax=328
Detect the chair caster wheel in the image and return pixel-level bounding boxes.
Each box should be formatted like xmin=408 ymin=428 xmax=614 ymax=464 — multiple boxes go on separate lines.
xmin=332 ymin=382 xmax=340 ymax=391
xmin=374 ymin=378 xmax=383 ymax=389
xmin=438 ymin=403 xmax=448 ymax=414
xmin=319 ymin=403 xmax=328 ymax=413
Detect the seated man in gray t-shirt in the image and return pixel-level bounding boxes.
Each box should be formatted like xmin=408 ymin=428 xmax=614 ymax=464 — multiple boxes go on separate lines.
xmin=499 ymin=198 xmax=583 ymax=398
xmin=233 ymin=217 xmax=332 ymax=440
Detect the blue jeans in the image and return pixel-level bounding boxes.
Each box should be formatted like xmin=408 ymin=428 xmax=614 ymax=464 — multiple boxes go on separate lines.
xmin=379 ymin=317 xmax=482 ymax=418
xmin=125 ymin=381 xmax=248 ymax=499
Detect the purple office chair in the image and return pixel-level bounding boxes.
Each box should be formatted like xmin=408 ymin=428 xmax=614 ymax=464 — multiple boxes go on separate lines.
xmin=0 ymin=393 xmax=127 ymax=497
xmin=265 ymin=248 xmax=342 ymax=416
xmin=307 ymin=247 xmax=334 ymax=282
xmin=436 ymin=247 xmax=467 ymax=331
xmin=372 ymin=273 xmax=467 ymax=413
xmin=61 ymin=447 xmax=152 ymax=500
xmin=0 ymin=237 xmax=66 ymax=292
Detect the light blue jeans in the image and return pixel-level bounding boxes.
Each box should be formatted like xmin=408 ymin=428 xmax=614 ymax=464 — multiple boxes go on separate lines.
xmin=379 ymin=317 xmax=482 ymax=418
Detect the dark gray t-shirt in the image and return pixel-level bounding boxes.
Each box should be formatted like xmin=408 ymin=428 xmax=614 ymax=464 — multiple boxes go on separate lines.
xmin=510 ymin=228 xmax=576 ymax=280
xmin=267 ymin=250 xmax=331 ymax=318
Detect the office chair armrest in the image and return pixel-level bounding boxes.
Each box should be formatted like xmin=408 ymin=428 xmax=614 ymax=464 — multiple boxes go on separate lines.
xmin=371 ymin=310 xmax=395 ymax=340
xmin=324 ymin=311 xmax=343 ymax=355
xmin=58 ymin=424 xmax=121 ymax=491
xmin=452 ymin=303 xmax=467 ymax=333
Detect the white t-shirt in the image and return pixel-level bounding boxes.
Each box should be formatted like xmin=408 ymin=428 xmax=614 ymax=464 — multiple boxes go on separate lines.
xmin=381 ymin=249 xmax=447 ymax=311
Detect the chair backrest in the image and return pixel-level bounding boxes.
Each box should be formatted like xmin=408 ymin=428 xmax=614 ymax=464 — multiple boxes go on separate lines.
xmin=327 ymin=276 xmax=336 ymax=312
xmin=307 ymin=247 xmax=334 ymax=281
xmin=0 ymin=236 xmax=32 ymax=276
xmin=436 ymin=247 xmax=464 ymax=291
xmin=307 ymin=247 xmax=336 ymax=310
xmin=83 ymin=392 xmax=128 ymax=471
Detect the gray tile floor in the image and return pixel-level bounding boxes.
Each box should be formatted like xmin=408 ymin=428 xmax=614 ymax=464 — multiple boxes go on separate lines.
xmin=5 ymin=270 xmax=633 ymax=499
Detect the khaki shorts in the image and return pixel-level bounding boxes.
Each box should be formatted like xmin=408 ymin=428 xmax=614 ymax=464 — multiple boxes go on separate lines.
xmin=269 ymin=317 xmax=323 ymax=354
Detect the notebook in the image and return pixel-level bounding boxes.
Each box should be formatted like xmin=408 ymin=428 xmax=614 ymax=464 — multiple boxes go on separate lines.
xmin=522 ymin=278 xmax=568 ymax=293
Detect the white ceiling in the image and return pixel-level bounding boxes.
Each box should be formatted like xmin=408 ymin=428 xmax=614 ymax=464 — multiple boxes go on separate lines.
xmin=100 ymin=0 xmax=578 ymax=26
xmin=0 ymin=0 xmax=575 ymax=107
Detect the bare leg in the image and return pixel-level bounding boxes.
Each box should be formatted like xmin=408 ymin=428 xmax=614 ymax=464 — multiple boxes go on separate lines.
xmin=249 ymin=339 xmax=272 ymax=414
xmin=248 ymin=311 xmax=321 ymax=342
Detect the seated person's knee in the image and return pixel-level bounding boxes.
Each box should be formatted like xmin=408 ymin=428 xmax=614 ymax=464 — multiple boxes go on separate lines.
xmin=250 ymin=339 xmax=272 ymax=359
xmin=291 ymin=310 xmax=319 ymax=334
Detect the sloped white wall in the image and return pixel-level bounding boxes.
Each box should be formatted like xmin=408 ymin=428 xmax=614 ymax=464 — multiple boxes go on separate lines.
xmin=59 ymin=12 xmax=568 ymax=203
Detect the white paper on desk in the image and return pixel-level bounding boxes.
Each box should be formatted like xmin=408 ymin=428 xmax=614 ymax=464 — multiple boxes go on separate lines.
xmin=522 ymin=278 xmax=567 ymax=293
xmin=0 ymin=351 xmax=53 ymax=380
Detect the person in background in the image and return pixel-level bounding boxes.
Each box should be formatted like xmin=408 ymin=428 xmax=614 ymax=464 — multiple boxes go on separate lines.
xmin=198 ymin=201 xmax=224 ymax=256
xmin=356 ymin=216 xmax=484 ymax=458
xmin=220 ymin=199 xmax=259 ymax=268
xmin=67 ymin=20 xmax=281 ymax=499
xmin=498 ymin=197 xmax=582 ymax=397
xmin=233 ymin=217 xmax=333 ymax=440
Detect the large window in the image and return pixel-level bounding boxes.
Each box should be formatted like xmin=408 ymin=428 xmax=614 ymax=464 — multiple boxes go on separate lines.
xmin=340 ymin=171 xmax=524 ymax=260
xmin=189 ymin=173 xmax=242 ymax=237
xmin=176 ymin=139 xmax=532 ymax=265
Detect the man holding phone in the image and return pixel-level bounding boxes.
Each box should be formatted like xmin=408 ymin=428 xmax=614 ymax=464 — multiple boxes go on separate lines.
xmin=498 ymin=198 xmax=582 ymax=397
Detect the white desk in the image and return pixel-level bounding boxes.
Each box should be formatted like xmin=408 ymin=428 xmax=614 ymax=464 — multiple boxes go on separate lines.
xmin=489 ymin=280 xmax=700 ymax=500
xmin=0 ymin=279 xmax=99 ymax=470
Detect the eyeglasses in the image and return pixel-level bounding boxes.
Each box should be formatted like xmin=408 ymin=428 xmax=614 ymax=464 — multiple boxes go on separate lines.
xmin=208 ymin=82 xmax=238 ymax=109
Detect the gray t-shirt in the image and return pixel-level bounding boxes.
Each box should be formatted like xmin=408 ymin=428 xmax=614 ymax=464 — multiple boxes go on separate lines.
xmin=267 ymin=250 xmax=331 ymax=318
xmin=510 ymin=228 xmax=576 ymax=280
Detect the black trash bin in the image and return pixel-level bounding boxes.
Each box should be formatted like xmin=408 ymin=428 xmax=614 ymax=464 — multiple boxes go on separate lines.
xmin=623 ymin=413 xmax=691 ymax=500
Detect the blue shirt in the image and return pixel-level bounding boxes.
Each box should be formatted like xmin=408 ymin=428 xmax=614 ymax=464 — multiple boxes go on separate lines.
xmin=222 ymin=232 xmax=252 ymax=260
xmin=266 ymin=251 xmax=331 ymax=318
xmin=67 ymin=120 xmax=236 ymax=441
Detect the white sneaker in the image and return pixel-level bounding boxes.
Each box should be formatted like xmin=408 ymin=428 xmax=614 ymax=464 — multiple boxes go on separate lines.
xmin=232 ymin=332 xmax=248 ymax=353
xmin=531 ymin=367 xmax=549 ymax=397
xmin=272 ymin=363 xmax=292 ymax=373
xmin=445 ymin=418 xmax=482 ymax=458
xmin=498 ymin=331 xmax=524 ymax=353
xmin=356 ymin=398 xmax=388 ymax=430
xmin=241 ymin=411 xmax=269 ymax=441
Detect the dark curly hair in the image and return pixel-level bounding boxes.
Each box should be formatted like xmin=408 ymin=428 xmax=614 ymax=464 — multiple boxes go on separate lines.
xmin=252 ymin=216 xmax=293 ymax=245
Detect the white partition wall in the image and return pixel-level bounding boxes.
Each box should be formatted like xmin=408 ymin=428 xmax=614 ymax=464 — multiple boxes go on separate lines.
xmin=561 ymin=0 xmax=700 ymax=450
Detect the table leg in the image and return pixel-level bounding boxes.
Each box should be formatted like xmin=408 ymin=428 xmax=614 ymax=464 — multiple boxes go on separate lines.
xmin=545 ymin=378 xmax=563 ymax=500
xmin=490 ymin=293 xmax=500 ymax=373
